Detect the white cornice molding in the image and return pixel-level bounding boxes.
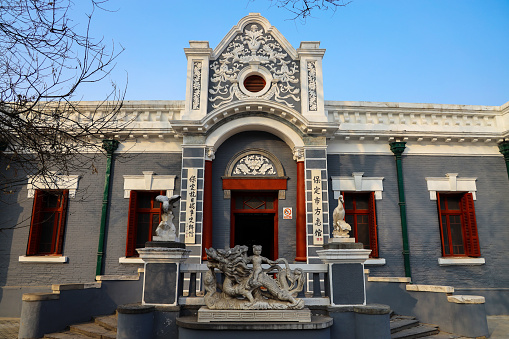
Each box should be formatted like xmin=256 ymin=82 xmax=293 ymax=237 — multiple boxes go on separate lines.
xmin=172 ymin=100 xmax=339 ymax=138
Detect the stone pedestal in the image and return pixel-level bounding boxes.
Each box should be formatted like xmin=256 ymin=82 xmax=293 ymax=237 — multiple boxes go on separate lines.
xmin=117 ymin=304 xmax=155 ymax=339
xmin=317 ymin=239 xmax=371 ymax=306
xmin=137 ymin=241 xmax=190 ymax=306
xmin=197 ymin=307 xmax=312 ymax=323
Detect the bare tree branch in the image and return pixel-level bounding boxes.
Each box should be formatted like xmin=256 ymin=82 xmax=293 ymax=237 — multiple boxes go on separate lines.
xmin=0 ymin=0 xmax=130 ymax=215
xmin=265 ymin=0 xmax=351 ymax=20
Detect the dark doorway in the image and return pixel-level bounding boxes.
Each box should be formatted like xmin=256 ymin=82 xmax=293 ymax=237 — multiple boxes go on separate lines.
xmin=234 ymin=213 xmax=275 ymax=259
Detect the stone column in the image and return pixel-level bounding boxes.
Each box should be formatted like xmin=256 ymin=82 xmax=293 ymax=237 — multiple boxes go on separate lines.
xmin=294 ymin=147 xmax=306 ymax=262
xmin=304 ymin=146 xmax=330 ymax=264
xmin=180 ymin=145 xmax=206 ymax=264
xmin=137 ymin=244 xmax=190 ymax=306
xmin=202 ymin=147 xmax=215 ymax=260
xmin=317 ymin=240 xmax=371 ymax=305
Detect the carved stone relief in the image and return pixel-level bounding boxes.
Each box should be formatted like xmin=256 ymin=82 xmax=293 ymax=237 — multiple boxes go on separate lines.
xmin=307 ymin=61 xmax=317 ymax=111
xmin=233 ymin=154 xmax=276 ymax=176
xmin=192 ymin=61 xmax=202 ymax=110
xmin=208 ymin=24 xmax=300 ymax=111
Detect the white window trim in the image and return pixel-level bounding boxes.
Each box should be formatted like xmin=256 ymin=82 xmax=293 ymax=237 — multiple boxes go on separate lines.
xmin=119 ymin=257 xmax=144 ymax=264
xmin=425 ymin=173 xmax=477 ymax=200
xmin=19 ymin=256 xmax=68 ymax=263
xmin=438 ymin=257 xmax=485 ymax=266
xmin=331 ymin=172 xmax=384 ymax=199
xmin=27 ymin=173 xmax=80 ymax=198
xmin=123 ymin=171 xmax=177 ymax=198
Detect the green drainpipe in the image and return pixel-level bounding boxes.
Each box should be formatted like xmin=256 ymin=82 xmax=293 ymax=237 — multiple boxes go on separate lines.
xmin=96 ymin=139 xmax=119 ymax=277
xmin=498 ymin=141 xmax=509 ymax=180
xmin=390 ymin=141 xmax=412 ymax=279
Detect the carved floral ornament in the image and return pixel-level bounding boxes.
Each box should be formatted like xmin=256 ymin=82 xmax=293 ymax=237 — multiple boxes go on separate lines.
xmin=209 ymin=24 xmax=300 ymax=109
xmin=233 ymin=154 xmax=276 ymax=175
xmin=225 ymin=149 xmax=284 ymax=177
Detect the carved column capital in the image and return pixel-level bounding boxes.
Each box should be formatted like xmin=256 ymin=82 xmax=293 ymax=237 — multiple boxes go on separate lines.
xmin=206 ymin=147 xmax=215 ymax=161
xmin=293 ymin=147 xmax=305 ymax=161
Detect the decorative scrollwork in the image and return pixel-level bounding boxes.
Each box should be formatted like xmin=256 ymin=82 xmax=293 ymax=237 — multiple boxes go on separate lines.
xmin=192 ymin=61 xmax=202 ymax=110
xmin=307 ymin=61 xmax=317 ymax=111
xmin=209 ymin=24 xmax=300 ymax=109
xmin=233 ymin=154 xmax=276 ymax=176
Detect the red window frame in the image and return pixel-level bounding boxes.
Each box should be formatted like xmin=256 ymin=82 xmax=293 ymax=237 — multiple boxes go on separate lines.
xmin=27 ymin=189 xmax=69 ymax=256
xmin=125 ymin=190 xmax=163 ymax=257
xmin=343 ymin=192 xmax=378 ymax=258
xmin=437 ymin=192 xmax=480 ymax=257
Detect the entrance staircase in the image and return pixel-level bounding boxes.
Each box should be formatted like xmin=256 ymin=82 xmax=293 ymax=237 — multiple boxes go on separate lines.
xmin=43 ymin=314 xmax=117 ymax=339
xmin=41 ymin=312 xmax=454 ymax=339
xmin=391 ymin=314 xmax=455 ymax=339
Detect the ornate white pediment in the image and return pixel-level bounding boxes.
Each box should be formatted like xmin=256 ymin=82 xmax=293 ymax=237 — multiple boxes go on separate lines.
xmin=208 ymin=19 xmax=300 ymax=110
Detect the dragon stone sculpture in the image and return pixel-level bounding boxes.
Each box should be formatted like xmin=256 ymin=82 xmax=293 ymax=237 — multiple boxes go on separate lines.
xmin=203 ymin=245 xmax=306 ymax=310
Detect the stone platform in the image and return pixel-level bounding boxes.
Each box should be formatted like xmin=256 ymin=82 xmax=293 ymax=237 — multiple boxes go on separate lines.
xmin=197 ymin=307 xmax=311 ymax=322
xmin=177 ymin=315 xmax=332 ymax=339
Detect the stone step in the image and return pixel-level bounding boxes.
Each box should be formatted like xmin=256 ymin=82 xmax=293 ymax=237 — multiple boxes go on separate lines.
xmin=391 ymin=324 xmax=440 ymax=339
xmin=44 ymin=331 xmax=93 ymax=339
xmin=390 ymin=315 xmax=419 ymax=333
xmin=93 ymin=314 xmax=117 ymax=332
xmin=69 ymin=322 xmax=116 ymax=339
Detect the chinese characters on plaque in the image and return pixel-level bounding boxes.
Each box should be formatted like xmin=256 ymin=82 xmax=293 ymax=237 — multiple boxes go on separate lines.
xmin=311 ymin=169 xmax=324 ymax=245
xmin=185 ymin=168 xmax=198 ymax=244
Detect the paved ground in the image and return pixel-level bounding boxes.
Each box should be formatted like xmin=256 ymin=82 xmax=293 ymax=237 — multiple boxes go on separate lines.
xmin=1 ymin=315 xmax=508 ymax=338
xmin=486 ymin=315 xmax=509 ymax=339
xmin=0 ymin=318 xmax=19 ymax=339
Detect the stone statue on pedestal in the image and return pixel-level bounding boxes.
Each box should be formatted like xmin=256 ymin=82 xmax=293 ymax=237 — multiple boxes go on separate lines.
xmin=332 ymin=195 xmax=352 ymax=238
xmin=153 ymin=194 xmax=181 ymax=242
xmin=203 ymin=245 xmax=305 ymax=310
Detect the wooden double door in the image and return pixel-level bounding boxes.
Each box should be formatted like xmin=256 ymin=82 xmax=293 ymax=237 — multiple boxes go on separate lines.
xmin=230 ymin=191 xmax=278 ymax=260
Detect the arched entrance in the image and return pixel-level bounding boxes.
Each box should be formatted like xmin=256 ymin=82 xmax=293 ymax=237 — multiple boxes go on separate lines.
xmin=222 ymin=148 xmax=287 ymax=260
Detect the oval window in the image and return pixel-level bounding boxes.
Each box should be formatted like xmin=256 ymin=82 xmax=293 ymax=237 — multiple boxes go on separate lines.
xmin=243 ymin=74 xmax=266 ymax=93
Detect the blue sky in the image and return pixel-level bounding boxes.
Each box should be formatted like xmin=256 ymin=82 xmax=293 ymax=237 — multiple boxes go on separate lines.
xmin=72 ymin=0 xmax=509 ymax=106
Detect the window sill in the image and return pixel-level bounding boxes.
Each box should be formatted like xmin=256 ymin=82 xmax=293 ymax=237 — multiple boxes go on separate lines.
xmin=19 ymin=255 xmax=68 ymax=263
xmin=438 ymin=257 xmax=485 ymax=266
xmin=365 ymin=258 xmax=386 ymax=266
xmin=119 ymin=257 xmax=144 ymax=264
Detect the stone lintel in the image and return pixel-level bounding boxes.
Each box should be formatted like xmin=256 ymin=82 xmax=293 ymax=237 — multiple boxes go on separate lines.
xmin=197 ymin=307 xmax=311 ymax=323
xmin=317 ymin=248 xmax=371 ymax=264
xmin=136 ymin=247 xmax=190 ymax=262
xmin=406 ymin=284 xmax=454 ymax=294
xmin=323 ymin=242 xmax=363 ymax=250
xmin=22 ymin=293 xmax=60 ymax=302
xmin=367 ymin=277 xmax=411 ymax=283
xmin=52 ymin=283 xmax=101 ymax=292
xmin=447 ymin=295 xmax=485 ymax=304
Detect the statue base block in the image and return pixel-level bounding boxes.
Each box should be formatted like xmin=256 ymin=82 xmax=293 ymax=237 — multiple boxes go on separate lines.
xmin=329 ymin=237 xmax=355 ymax=243
xmin=197 ymin=307 xmax=312 ymax=323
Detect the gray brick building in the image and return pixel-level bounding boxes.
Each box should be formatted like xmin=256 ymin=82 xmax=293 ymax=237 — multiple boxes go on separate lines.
xmin=1 ymin=13 xmax=509 ymax=317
